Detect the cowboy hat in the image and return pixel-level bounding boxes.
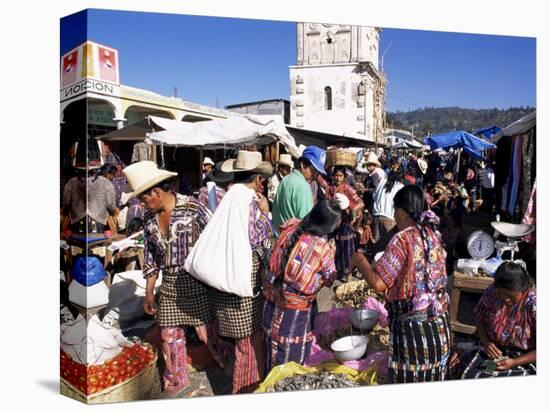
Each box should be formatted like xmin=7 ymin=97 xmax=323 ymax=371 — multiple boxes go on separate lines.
xmin=417 ymin=159 xmax=428 ymax=175
xmin=221 ymin=151 xmax=273 ymax=176
xmin=121 ymin=161 xmax=177 ymax=203
xmin=365 ymin=152 xmax=381 ymax=168
xmin=275 ymin=153 xmax=294 ymax=168
xmin=207 ymin=161 xmax=235 ymax=184
xmin=202 ymin=157 xmax=215 ymax=166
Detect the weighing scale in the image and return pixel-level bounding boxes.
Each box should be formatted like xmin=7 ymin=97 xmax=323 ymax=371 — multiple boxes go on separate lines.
xmin=458 ymin=230 xmax=500 ymax=276
xmin=491 ymin=221 xmax=535 ymax=261
xmin=457 ymin=220 xmax=534 ymax=276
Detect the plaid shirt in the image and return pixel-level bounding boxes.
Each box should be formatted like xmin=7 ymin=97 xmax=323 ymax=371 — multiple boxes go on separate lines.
xmin=143 ymin=194 xmax=211 ymax=279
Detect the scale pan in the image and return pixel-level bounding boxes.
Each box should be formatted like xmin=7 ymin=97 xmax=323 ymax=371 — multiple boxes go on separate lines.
xmin=491 ymin=222 xmax=534 ymax=238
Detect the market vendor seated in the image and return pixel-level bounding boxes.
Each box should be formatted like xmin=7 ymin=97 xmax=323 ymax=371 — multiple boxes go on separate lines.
xmin=450 ymin=261 xmax=536 ymax=379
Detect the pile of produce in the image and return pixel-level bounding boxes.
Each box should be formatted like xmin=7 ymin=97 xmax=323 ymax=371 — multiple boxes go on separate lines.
xmin=366 ymin=325 xmax=390 ymax=353
xmin=60 ymin=342 xmax=156 ymax=395
xmin=268 ymin=371 xmax=360 ymax=392
xmin=334 ymin=280 xmax=385 ymax=308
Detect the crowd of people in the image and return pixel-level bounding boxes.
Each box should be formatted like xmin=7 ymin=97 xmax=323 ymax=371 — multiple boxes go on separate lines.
xmin=60 ymin=143 xmax=535 ymax=395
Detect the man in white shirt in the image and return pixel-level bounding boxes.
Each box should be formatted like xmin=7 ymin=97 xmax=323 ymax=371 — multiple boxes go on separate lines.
xmin=356 ymin=152 xmax=387 ymax=213
xmin=267 ymin=154 xmax=293 ymax=206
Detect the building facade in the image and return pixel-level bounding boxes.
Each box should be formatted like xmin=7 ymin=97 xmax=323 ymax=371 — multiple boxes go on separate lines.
xmin=60 ymin=41 xmax=235 ymax=139
xmin=289 ymin=23 xmax=387 ymax=144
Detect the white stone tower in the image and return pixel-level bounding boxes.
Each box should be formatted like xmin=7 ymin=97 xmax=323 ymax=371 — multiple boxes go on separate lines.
xmin=289 ymin=23 xmax=387 ymax=144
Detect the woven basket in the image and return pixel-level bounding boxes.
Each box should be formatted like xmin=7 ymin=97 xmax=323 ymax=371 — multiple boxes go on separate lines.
xmin=60 ymin=353 xmax=159 ymax=404
xmin=326 ymin=149 xmax=357 ymax=168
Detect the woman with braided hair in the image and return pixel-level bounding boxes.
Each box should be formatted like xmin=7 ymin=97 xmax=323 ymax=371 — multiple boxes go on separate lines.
xmin=262 ymin=200 xmax=342 ymax=370
xmin=351 ymin=185 xmax=451 ymax=383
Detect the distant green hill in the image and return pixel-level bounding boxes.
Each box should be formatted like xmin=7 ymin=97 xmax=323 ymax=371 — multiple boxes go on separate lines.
xmin=386 ymin=106 xmax=535 ymax=137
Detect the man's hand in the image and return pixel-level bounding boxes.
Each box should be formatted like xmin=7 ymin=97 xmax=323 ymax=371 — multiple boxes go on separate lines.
xmin=483 ymin=341 xmax=502 ymax=360
xmin=144 ymin=293 xmax=157 ymax=315
xmin=496 ymin=357 xmax=516 ymax=371
xmin=256 ymin=192 xmax=269 ymax=213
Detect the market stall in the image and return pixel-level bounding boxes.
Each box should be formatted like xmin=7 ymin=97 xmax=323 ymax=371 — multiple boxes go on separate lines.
xmin=491 ymin=111 xmax=536 ymax=222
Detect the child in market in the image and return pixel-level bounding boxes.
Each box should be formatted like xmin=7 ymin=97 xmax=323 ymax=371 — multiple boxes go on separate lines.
xmin=357 ymin=212 xmax=375 ymax=262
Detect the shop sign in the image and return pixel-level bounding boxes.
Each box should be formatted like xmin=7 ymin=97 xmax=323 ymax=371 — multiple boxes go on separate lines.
xmin=61 ymin=79 xmax=120 ymax=101
xmin=87 ymin=105 xmax=117 ymax=126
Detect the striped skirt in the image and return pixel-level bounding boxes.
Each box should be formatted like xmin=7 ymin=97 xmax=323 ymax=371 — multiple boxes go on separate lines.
xmin=335 ymin=222 xmax=356 ymax=276
xmin=262 ymin=299 xmax=317 ymax=371
xmin=387 ymin=302 xmax=451 ymax=383
xmin=459 ymin=348 xmax=536 ymax=379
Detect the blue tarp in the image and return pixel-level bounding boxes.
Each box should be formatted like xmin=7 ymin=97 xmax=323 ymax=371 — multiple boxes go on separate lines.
xmin=472 ymin=126 xmax=501 ymax=140
xmin=424 ymin=130 xmax=496 ymax=160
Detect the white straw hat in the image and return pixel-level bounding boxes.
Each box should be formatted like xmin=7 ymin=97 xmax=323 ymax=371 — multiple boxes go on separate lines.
xmin=121 ymin=161 xmax=177 ymax=203
xmin=365 ymin=152 xmax=381 ymax=168
xmin=202 ymin=157 xmax=215 ymax=166
xmin=334 ymin=193 xmax=350 ymax=210
xmin=417 ymin=159 xmax=428 ymax=175
xmin=276 ymin=153 xmax=294 ymax=168
xmin=221 ymin=151 xmax=273 ymax=176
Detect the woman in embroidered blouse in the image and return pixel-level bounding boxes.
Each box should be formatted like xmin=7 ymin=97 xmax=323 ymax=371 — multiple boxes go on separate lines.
xmin=351 ymin=185 xmax=451 ymax=383
xmin=262 ymin=200 xmax=341 ymax=370
xmin=450 ymin=261 xmax=536 ymax=379
xmin=325 ymin=166 xmax=364 ymax=282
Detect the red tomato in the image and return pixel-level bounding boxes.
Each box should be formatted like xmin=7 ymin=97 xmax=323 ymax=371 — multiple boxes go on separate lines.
xmin=127 ymin=366 xmax=137 ymax=377
xmin=88 ymin=386 xmax=98 ymax=394
xmin=116 ymin=377 xmax=125 ymax=385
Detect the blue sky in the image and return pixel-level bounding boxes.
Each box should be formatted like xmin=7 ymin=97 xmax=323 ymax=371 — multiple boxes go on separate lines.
xmin=60 ymin=9 xmax=536 ymax=112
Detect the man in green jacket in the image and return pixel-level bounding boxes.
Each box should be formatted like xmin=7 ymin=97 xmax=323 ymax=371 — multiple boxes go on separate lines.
xmin=272 ymin=146 xmax=326 ymax=235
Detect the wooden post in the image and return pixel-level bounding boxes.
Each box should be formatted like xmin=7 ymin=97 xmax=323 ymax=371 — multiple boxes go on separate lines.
xmin=199 ymin=148 xmax=204 ymax=187
xmin=275 ymin=141 xmax=280 ymax=162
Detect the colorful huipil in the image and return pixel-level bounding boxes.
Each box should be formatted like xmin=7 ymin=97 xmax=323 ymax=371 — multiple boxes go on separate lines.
xmin=143 ymin=193 xmax=225 ymax=394
xmin=211 ymin=198 xmax=274 ymax=394
xmin=325 ymin=182 xmax=362 ymax=276
xmin=263 ymin=218 xmax=337 ymax=371
xmin=375 ymin=225 xmax=451 ymax=383
xmin=456 ymin=285 xmax=536 ymax=379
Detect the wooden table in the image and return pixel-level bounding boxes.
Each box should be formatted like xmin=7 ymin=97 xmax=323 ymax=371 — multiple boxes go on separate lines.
xmin=450 ymin=271 xmax=494 ymax=336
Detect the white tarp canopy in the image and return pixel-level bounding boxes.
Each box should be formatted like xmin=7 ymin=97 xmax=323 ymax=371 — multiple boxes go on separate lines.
xmin=492 ymin=111 xmax=536 ymax=142
xmin=391 ymin=139 xmax=424 ymax=149
xmin=146 ymin=115 xmax=301 ymax=158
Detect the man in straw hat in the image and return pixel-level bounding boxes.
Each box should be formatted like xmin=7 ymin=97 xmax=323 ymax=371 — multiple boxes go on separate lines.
xmin=186 ymin=150 xmax=274 ymax=393
xmin=197 ymin=161 xmax=235 ymax=212
xmin=202 ymin=156 xmax=215 ymax=182
xmin=121 ymin=161 xmax=227 ymax=396
xmin=267 ymin=153 xmax=293 ymax=205
xmin=272 ymin=146 xmax=327 ymax=236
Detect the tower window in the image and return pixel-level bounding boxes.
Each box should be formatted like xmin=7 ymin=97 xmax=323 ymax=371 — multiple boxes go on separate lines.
xmin=324 ymin=86 xmax=332 ymax=110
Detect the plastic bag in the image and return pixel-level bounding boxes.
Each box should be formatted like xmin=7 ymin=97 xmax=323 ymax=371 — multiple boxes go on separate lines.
xmin=255 ymin=361 xmax=377 ymax=393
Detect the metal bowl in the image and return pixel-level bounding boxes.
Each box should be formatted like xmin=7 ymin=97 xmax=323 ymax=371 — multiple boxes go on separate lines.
xmin=349 ymin=308 xmax=379 ymax=330
xmin=331 ymin=335 xmax=368 ymax=362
